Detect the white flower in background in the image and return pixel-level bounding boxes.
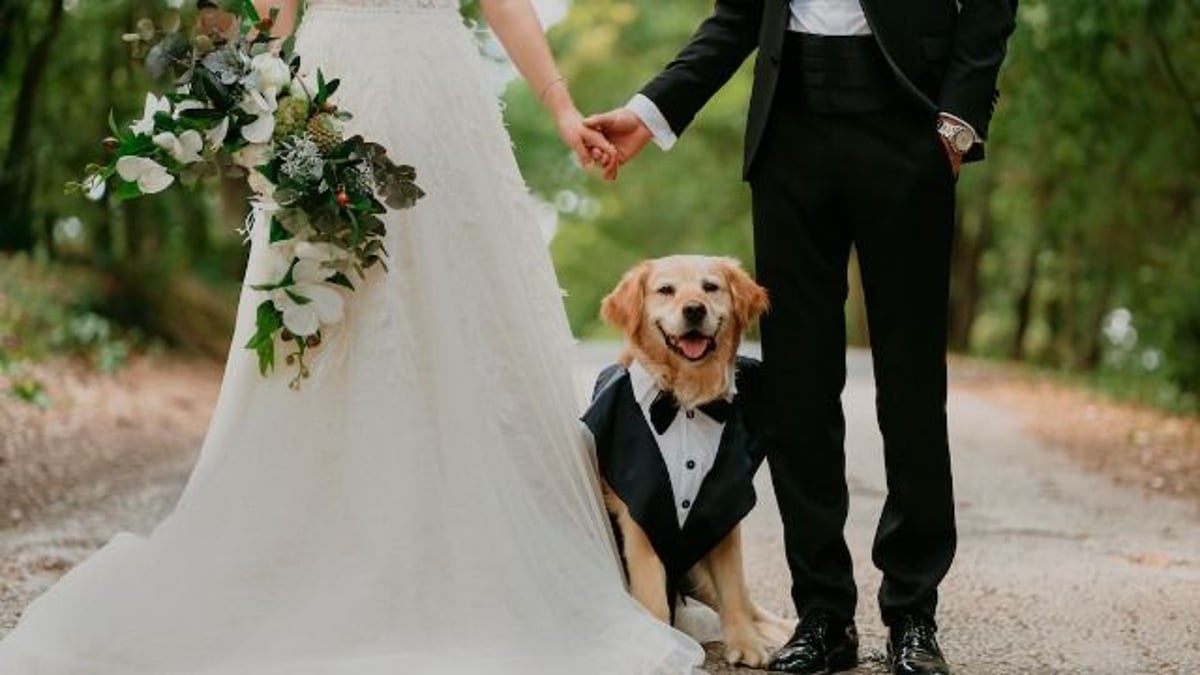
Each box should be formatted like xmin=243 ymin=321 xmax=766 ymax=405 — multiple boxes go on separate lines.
xmin=153 ymin=130 xmax=204 ymax=164
xmin=131 ymin=93 xmax=171 ymax=136
xmin=206 ymin=117 xmax=230 ymax=150
xmin=246 ymin=53 xmax=292 ymax=96
xmin=233 ymin=143 xmax=274 ymax=169
xmin=240 ymin=89 xmax=279 ymax=143
xmin=116 ymin=156 xmax=174 ymax=194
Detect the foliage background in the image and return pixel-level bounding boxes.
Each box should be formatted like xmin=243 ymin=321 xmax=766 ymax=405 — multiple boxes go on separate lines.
xmin=1 ymin=0 xmax=1198 ymax=410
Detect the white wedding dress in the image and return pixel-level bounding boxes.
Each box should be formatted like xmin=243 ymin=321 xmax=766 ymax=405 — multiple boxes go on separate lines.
xmin=0 ymin=1 xmax=704 ymax=672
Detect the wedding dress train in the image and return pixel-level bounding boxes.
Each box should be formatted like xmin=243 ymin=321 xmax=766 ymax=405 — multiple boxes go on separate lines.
xmin=0 ymin=1 xmax=704 ymax=672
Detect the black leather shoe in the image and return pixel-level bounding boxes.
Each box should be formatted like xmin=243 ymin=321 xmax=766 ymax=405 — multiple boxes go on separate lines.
xmin=888 ymin=614 xmax=951 ymax=675
xmin=768 ymin=610 xmax=859 ymax=674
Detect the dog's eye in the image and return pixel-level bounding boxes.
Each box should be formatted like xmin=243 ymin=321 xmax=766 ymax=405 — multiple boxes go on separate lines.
xmin=702 ymin=281 xmax=720 ymax=293
xmin=656 ymin=285 xmax=675 ymax=296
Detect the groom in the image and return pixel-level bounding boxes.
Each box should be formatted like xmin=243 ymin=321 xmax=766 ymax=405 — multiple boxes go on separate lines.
xmin=587 ymin=1 xmax=1016 ymax=673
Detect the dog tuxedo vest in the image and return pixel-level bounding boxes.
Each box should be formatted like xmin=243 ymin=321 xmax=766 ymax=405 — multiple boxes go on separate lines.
xmin=582 ymin=357 xmax=766 ymax=599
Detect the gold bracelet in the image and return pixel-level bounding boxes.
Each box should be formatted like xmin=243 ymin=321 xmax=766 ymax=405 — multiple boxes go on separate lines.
xmin=538 ymin=76 xmax=568 ymax=104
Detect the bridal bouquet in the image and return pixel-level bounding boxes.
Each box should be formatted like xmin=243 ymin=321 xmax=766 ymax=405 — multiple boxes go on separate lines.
xmin=74 ymin=0 xmax=424 ymax=389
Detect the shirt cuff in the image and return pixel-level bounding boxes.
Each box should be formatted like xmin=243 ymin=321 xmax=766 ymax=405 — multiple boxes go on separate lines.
xmin=627 ymin=94 xmax=678 ymax=151
xmin=938 ymin=111 xmax=979 ymax=145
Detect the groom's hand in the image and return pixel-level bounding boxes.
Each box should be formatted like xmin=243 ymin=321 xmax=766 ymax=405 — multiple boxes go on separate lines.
xmin=584 ymin=108 xmax=654 ymax=181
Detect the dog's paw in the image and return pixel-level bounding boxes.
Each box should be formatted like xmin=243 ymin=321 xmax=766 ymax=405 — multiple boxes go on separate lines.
xmin=754 ymin=614 xmax=797 ymax=648
xmin=723 ymin=624 xmax=774 ymax=668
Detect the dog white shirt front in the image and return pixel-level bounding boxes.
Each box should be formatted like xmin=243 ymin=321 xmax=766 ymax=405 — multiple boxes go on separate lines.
xmin=628 ymin=361 xmax=733 ymax=528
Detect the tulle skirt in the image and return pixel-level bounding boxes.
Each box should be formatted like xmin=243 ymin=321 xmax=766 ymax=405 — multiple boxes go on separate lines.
xmin=0 ymin=3 xmax=704 ymax=673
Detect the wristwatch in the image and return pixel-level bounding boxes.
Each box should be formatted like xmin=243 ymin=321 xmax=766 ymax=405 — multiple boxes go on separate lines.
xmin=936 ymin=117 xmax=976 ymax=154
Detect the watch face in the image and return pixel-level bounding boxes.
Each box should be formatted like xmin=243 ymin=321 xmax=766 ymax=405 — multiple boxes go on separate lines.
xmin=952 ymin=128 xmax=974 ymax=153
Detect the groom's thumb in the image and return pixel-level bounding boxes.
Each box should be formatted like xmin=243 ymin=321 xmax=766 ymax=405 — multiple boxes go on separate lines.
xmin=583 ymin=113 xmax=613 ymax=131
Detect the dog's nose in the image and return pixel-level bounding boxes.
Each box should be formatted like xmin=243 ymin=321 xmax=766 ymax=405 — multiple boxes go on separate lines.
xmin=682 ymin=303 xmax=707 ymax=326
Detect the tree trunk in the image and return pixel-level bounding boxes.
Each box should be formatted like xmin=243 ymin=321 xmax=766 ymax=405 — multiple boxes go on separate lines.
xmin=1057 ymin=229 xmax=1083 ymax=370
xmin=0 ymin=2 xmax=28 ymax=74
xmin=0 ymin=0 xmax=66 ymax=252
xmin=1081 ymin=270 xmax=1115 ymax=371
xmin=1010 ymin=231 xmax=1041 ymax=362
xmin=948 ymin=191 xmax=993 ymax=352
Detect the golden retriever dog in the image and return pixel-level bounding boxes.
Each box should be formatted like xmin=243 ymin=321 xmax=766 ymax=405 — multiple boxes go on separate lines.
xmin=598 ymin=255 xmax=793 ymax=667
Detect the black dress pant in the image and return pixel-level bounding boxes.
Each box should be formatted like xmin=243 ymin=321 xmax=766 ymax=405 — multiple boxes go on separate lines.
xmin=749 ymin=35 xmax=958 ymax=627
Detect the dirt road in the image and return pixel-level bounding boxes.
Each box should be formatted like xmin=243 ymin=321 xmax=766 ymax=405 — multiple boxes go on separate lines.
xmin=2 ymin=346 xmax=1198 ymax=673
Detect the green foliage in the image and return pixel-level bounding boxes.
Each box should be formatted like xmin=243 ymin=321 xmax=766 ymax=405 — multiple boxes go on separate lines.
xmin=1 ymin=0 xmax=1197 ymax=411
xmin=503 ymin=0 xmax=755 ymax=336
xmin=0 ymin=254 xmax=133 ymax=376
xmin=965 ymin=0 xmax=1200 ymax=406
xmin=499 ymin=0 xmax=1199 ymax=408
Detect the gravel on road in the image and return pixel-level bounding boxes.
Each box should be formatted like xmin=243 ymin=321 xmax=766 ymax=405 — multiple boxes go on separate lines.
xmin=2 ymin=347 xmax=1197 ymax=674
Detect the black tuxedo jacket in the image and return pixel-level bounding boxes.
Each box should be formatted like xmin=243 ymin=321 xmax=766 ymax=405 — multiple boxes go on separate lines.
xmin=640 ymin=0 xmax=1018 ymax=175
xmin=582 ymin=359 xmax=766 ymax=594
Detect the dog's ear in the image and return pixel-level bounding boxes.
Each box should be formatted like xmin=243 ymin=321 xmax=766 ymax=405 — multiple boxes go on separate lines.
xmin=722 ymin=258 xmax=769 ymax=330
xmin=601 ymin=262 xmax=650 ymax=336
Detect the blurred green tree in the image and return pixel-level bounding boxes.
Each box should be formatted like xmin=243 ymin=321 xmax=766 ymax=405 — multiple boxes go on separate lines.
xmin=499 ymin=0 xmax=1199 ymax=407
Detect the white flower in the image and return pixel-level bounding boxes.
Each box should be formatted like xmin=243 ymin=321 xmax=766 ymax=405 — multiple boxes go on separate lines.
xmin=246 ymin=53 xmax=292 ymax=96
xmin=153 ymin=130 xmax=204 ymax=164
xmin=270 ymin=282 xmax=345 ymax=337
xmin=173 ymin=99 xmax=205 ymax=117
xmin=206 ymin=117 xmax=230 ymax=150
xmin=239 ymin=89 xmax=278 ymax=143
xmin=83 ymin=174 xmax=107 ymax=201
xmin=295 ymin=241 xmax=349 ymax=263
xmin=131 ymin=93 xmax=171 ymax=137
xmin=115 ymin=156 xmax=174 ymax=194
xmin=233 ymin=143 xmax=274 ymax=169
xmin=259 ymin=238 xmax=295 ymax=282
xmin=291 ymin=241 xmax=349 ymax=282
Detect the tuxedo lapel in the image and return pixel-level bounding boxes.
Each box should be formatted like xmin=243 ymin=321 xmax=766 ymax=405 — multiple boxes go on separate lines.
xmin=584 ymin=371 xmax=683 ymax=569
xmin=679 ymin=408 xmax=757 ymax=567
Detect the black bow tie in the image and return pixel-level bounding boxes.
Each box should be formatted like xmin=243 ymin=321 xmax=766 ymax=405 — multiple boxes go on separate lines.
xmin=649 ymin=391 xmax=733 ymax=435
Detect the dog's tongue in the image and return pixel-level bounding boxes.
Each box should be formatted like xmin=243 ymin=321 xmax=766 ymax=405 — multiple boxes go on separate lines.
xmin=678 ymin=335 xmax=710 ymax=360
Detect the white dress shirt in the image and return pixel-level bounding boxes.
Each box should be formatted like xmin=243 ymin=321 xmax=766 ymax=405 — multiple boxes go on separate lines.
xmin=789 ymin=0 xmax=871 ymax=36
xmin=628 ymin=361 xmax=733 ymax=527
xmin=626 ymin=0 xmax=977 ymax=150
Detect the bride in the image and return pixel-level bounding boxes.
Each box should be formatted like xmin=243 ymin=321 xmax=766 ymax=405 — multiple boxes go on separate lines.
xmin=0 ymin=1 xmax=704 ymax=673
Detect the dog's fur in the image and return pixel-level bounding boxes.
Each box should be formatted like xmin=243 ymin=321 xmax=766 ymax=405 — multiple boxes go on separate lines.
xmin=599 ymin=255 xmax=792 ymax=667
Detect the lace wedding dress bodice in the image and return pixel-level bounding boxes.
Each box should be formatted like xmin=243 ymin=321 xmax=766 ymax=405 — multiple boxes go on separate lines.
xmin=306 ymin=0 xmax=459 ymax=10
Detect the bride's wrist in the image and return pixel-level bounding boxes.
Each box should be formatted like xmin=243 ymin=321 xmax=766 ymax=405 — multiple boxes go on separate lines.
xmin=539 ymin=79 xmax=576 ymax=120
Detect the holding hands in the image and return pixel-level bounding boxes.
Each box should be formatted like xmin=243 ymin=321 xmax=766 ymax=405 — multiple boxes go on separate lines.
xmin=582 ymin=108 xmax=654 ymax=181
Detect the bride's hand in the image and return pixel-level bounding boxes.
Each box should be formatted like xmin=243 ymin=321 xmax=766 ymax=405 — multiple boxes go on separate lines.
xmin=556 ymin=109 xmax=619 ymax=172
